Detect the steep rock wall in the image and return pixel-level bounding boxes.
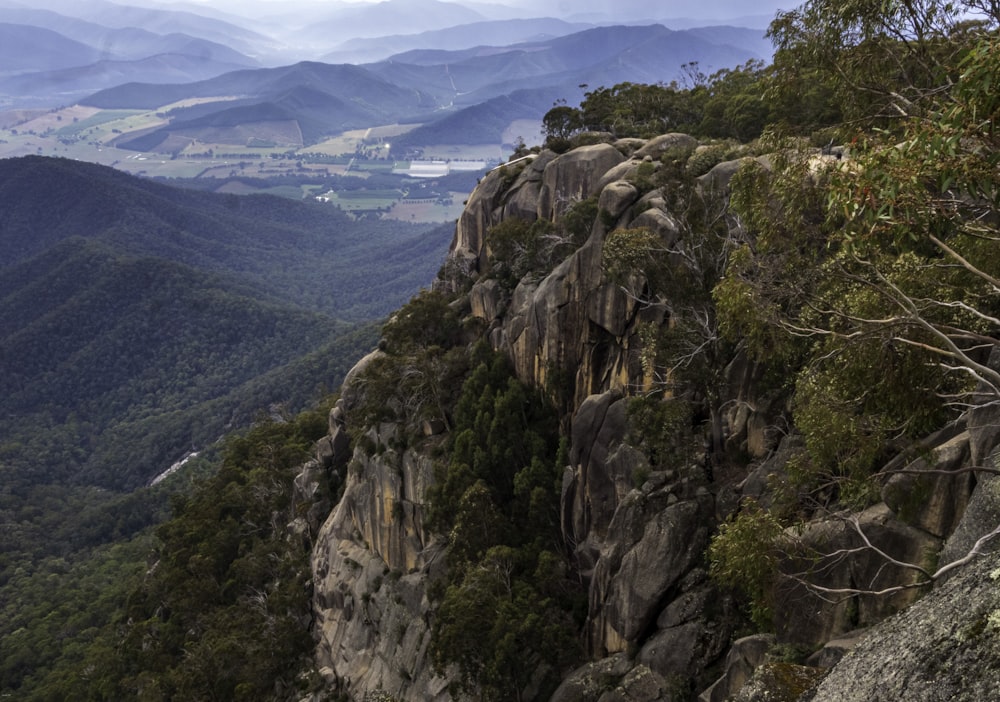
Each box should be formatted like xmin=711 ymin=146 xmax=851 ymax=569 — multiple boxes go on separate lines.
xmin=306 ymin=135 xmax=773 ymax=700
xmin=303 ymin=133 xmax=1000 ymax=701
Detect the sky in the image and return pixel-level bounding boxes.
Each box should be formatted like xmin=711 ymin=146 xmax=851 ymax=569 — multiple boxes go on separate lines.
xmin=138 ymin=0 xmax=796 ymax=22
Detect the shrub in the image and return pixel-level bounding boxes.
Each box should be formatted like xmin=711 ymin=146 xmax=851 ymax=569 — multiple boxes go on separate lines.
xmin=708 ymin=499 xmax=784 ymax=629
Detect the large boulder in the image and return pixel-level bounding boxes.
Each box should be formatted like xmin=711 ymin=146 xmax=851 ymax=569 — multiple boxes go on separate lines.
xmin=587 ymin=486 xmax=715 ymax=655
xmin=551 ymin=654 xmax=689 ymax=702
xmin=881 ymin=427 xmax=973 ymax=538
xmin=538 ymin=143 xmax=626 ymax=221
xmin=805 ymin=549 xmax=1000 ymax=702
xmin=698 ymin=635 xmax=776 ymax=702
xmin=638 ymin=574 xmax=737 ymax=682
xmin=774 ymin=503 xmax=940 ymax=647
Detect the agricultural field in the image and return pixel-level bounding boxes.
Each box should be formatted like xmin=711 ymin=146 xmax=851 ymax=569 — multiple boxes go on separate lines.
xmin=388 ymin=196 xmax=466 ymax=223
xmin=0 ymin=104 xmax=516 ymax=222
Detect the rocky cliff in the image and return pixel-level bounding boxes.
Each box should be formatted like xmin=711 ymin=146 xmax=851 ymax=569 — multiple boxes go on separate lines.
xmin=294 ymin=133 xmax=1000 ymax=701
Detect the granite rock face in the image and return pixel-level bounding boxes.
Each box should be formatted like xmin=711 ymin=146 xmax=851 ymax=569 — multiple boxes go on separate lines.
xmin=302 ymin=134 xmax=1000 ymax=701
xmin=308 ymin=417 xmax=449 ymax=700
xmin=805 ymin=549 xmax=1000 ymax=702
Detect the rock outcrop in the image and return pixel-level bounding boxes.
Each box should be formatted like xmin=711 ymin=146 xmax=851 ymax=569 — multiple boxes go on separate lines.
xmin=308 ymin=418 xmax=450 ymax=700
xmin=300 ymin=133 xmax=1000 ymax=701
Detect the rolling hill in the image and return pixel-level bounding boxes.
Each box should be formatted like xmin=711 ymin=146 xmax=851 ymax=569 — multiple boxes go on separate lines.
xmin=0 ymin=8 xmax=259 ymax=64
xmin=319 ymin=17 xmax=594 ymax=64
xmin=0 ymin=5 xmax=262 ymax=108
xmin=81 ymin=61 xmax=436 ymax=151
xmin=0 ymin=53 xmax=257 ymax=103
xmin=295 ymin=0 xmax=488 ymax=44
xmin=0 ymin=154 xmax=447 ymax=318
xmin=0 ymin=155 xmax=452 ymax=489
xmin=378 ymin=23 xmax=765 ymax=97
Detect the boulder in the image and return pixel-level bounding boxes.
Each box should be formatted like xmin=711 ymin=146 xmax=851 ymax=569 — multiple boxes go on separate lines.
xmin=469 ymin=277 xmax=504 ymax=324
xmin=550 ymin=654 xmax=633 ymax=702
xmin=597 ymin=158 xmax=651 ymax=190
xmin=596 ymin=665 xmax=683 ymax=702
xmin=733 ymin=663 xmax=825 ymax=702
xmin=626 ymin=207 xmax=682 ymax=248
xmin=698 ymin=634 xmax=775 ymax=702
xmin=805 ymin=550 xmax=1000 ymax=702
xmin=588 ymin=490 xmax=715 ymax=654
xmin=600 ymin=180 xmax=641 ymax=222
xmin=696 ymin=158 xmax=748 ymax=194
xmin=881 ymin=429 xmax=973 ymax=537
xmin=939 ymin=460 xmax=1000 ymax=569
xmin=613 ymin=137 xmax=650 ymax=156
xmin=538 ymin=143 xmax=626 ymax=221
xmin=805 ymin=629 xmax=868 ymax=669
xmin=775 ymin=503 xmax=940 ymax=647
xmin=551 ymin=655 xmax=685 ymax=702
xmin=563 ymin=392 xmax=638 ymax=571
xmin=633 ymin=133 xmax=699 ymax=160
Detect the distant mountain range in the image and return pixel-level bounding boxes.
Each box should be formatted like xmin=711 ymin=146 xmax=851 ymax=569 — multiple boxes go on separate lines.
xmin=0 ymin=0 xmax=776 ymax=122
xmin=0 ymin=0 xmax=784 ymax=192
xmin=319 ymin=17 xmax=595 ymax=64
xmin=48 ymin=22 xmax=769 ymax=155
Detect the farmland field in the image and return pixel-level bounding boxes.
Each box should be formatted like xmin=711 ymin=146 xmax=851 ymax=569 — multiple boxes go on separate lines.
xmin=0 ymin=104 xmax=523 ymax=223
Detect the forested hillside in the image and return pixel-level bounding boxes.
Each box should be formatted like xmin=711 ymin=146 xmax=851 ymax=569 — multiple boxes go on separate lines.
xmin=0 ymin=157 xmax=452 ymax=699
xmin=8 ymin=0 xmax=1000 ymax=700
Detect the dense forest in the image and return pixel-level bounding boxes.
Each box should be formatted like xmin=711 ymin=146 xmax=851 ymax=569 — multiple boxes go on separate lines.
xmin=0 ymin=158 xmax=454 ymax=699
xmin=7 ymin=0 xmax=1000 ymax=699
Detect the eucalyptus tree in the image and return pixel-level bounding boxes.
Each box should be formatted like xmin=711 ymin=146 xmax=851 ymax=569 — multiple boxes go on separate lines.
xmin=710 ymin=0 xmax=1000 ymax=615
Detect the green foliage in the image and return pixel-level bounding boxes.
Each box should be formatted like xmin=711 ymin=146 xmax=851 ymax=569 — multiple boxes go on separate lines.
xmin=578 ymin=82 xmax=705 ymax=138
xmin=714 ymin=151 xmax=825 ymax=366
xmin=427 ymin=351 xmax=582 ymax=701
xmin=352 ymin=290 xmax=470 ymax=433
xmin=717 ymin=42 xmax=997 ymax=503
xmin=382 ymin=289 xmax=464 ymax=354
xmin=540 ymin=61 xmax=805 ymax=146
xmin=75 ymin=403 xmax=333 ymax=701
xmin=626 ymin=394 xmax=698 ymax=473
xmin=0 ymin=531 xmax=157 ymax=699
xmin=485 ymin=197 xmax=597 ymax=292
xmin=486 ymin=218 xmax=556 ymax=290
xmin=0 ymin=237 xmax=381 ymax=490
xmin=708 ymin=499 xmax=785 ymax=629
xmin=685 ymin=141 xmax=744 ymax=178
xmin=542 ymin=104 xmax=584 ymax=142
xmin=0 ymin=459 xmax=214 ymax=700
xmin=766 ymin=0 xmax=990 ymax=131
xmin=603 ymin=146 xmax=738 ymax=465
xmin=696 ymin=60 xmax=782 ymax=141
xmin=0 ymin=156 xmax=451 ymax=321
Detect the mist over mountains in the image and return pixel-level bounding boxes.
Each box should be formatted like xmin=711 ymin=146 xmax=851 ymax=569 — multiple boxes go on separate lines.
xmin=0 ymin=0 xmax=782 ymax=113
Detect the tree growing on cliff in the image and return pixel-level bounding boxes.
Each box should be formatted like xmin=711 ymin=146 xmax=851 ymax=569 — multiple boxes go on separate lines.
xmin=427 ymin=351 xmax=582 ymax=702
xmin=710 ymin=0 xmax=1000 ymax=621
xmin=541 ymin=70 xmax=783 ymax=148
xmin=602 ymin=145 xmax=743 ymax=468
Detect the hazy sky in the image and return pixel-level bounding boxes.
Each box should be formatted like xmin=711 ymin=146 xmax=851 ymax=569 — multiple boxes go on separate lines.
xmin=139 ymin=0 xmax=796 ymax=21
